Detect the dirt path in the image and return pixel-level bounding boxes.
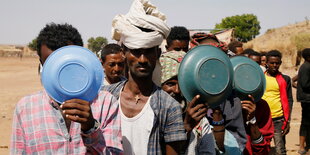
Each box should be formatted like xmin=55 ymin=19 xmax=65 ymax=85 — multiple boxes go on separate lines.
xmin=0 ymin=57 xmax=303 ymax=154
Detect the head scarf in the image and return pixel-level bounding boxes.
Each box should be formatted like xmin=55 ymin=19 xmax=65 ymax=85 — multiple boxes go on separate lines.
xmin=160 ymin=50 xmax=186 ymax=84
xmin=112 ymin=0 xmax=170 ymax=49
xmin=190 ymin=32 xmax=227 ymax=52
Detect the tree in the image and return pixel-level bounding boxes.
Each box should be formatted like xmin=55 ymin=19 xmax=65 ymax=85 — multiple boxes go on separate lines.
xmin=213 ymin=14 xmax=261 ymax=42
xmin=87 ymin=36 xmax=108 ymax=54
xmin=28 ymin=38 xmax=38 ymax=51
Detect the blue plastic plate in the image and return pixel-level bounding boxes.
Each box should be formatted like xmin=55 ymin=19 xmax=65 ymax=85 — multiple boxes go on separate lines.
xmin=41 ymin=45 xmax=104 ymax=103
xmin=230 ymin=56 xmax=266 ymax=102
xmin=178 ymin=45 xmax=234 ymax=108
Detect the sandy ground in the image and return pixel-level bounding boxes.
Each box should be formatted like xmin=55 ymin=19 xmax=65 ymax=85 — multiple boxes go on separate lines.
xmin=0 ymin=57 xmax=305 ymax=154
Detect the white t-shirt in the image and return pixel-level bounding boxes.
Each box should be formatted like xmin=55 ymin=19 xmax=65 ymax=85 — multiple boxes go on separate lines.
xmin=119 ymin=96 xmax=154 ymax=155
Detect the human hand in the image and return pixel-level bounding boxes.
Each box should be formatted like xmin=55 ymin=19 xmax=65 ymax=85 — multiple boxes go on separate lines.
xmin=184 ymin=95 xmax=208 ymax=132
xmin=241 ymin=95 xmax=256 ymax=121
xmin=282 ymin=123 xmax=290 ymax=136
xmin=60 ymin=99 xmax=95 ymax=132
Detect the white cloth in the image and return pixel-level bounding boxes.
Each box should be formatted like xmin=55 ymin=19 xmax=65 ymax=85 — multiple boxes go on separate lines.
xmin=119 ymin=96 xmax=154 ymax=155
xmin=186 ymin=117 xmax=212 ymax=155
xmin=260 ymin=65 xmax=266 ymax=72
xmin=112 ymin=0 xmax=170 ymax=49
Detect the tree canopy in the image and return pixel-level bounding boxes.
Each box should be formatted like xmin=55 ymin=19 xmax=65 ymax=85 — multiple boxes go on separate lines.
xmin=28 ymin=38 xmax=38 ymax=51
xmin=87 ymin=36 xmax=108 ymax=54
xmin=214 ymin=14 xmax=261 ymax=42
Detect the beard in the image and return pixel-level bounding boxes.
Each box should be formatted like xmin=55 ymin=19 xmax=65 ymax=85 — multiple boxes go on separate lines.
xmin=129 ymin=62 xmax=155 ymax=78
xmin=169 ymin=92 xmax=184 ymax=103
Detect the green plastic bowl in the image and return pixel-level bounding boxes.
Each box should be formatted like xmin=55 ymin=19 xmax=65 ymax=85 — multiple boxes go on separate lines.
xmin=178 ymin=45 xmax=234 ymax=108
xmin=230 ymin=56 xmax=266 ymax=102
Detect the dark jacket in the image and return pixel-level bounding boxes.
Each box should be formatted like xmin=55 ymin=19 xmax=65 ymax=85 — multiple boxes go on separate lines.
xmin=297 ymin=61 xmax=310 ymax=102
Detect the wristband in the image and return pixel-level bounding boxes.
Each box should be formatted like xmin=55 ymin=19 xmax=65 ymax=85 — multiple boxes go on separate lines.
xmin=246 ymin=117 xmax=256 ymax=125
xmin=252 ymin=135 xmax=264 ymax=144
xmin=211 ymin=119 xmax=224 ymax=126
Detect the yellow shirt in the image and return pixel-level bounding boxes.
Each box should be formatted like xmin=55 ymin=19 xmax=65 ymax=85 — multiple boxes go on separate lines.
xmin=262 ymin=74 xmax=283 ymax=118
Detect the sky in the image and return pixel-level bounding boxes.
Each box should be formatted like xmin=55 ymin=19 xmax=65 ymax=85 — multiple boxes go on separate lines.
xmin=0 ymin=0 xmax=309 ymax=45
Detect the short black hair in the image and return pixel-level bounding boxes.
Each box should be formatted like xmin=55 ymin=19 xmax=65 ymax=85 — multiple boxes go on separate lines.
xmin=266 ymin=50 xmax=282 ymax=61
xmin=248 ymin=51 xmax=261 ymax=57
xmin=243 ymin=48 xmax=256 ymax=55
xmin=302 ymin=48 xmax=310 ymax=59
xmin=260 ymin=52 xmax=267 ymax=56
xmin=100 ymin=43 xmax=122 ymax=62
xmin=36 ymin=23 xmax=83 ymax=58
xmin=166 ymin=26 xmax=190 ymax=46
xmin=228 ymin=41 xmax=243 ymax=53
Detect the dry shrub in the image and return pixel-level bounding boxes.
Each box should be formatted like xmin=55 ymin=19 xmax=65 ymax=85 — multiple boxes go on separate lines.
xmin=291 ymin=33 xmax=310 ymax=51
xmin=244 ymin=20 xmax=310 ymax=71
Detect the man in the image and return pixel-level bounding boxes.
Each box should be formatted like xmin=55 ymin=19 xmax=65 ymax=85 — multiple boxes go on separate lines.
xmin=297 ymin=48 xmax=310 ymax=154
xmin=100 ymin=43 xmax=126 ymax=85
xmin=244 ymin=53 xmax=274 ymax=155
xmin=160 ymin=50 xmax=215 ymax=154
xmin=10 ymin=23 xmax=122 ymax=154
xmin=242 ymin=48 xmax=256 ymax=57
xmin=189 ymin=32 xmax=247 ymax=154
xmin=260 ymin=52 xmax=267 ymax=72
xmin=105 ymin=0 xmax=186 ymax=154
xmin=228 ymin=40 xmax=243 ymax=55
xmin=248 ymin=51 xmax=261 ymax=65
xmin=248 ymin=50 xmax=267 ymax=72
xmin=165 ymin=26 xmax=190 ymax=52
xmin=262 ymin=50 xmax=293 ymax=155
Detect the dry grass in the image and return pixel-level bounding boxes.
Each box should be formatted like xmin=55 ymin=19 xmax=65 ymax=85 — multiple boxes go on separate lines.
xmin=244 ymin=20 xmax=310 ymax=70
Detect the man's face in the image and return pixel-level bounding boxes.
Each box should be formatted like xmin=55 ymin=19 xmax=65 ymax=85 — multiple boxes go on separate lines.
xmin=235 ymin=47 xmax=244 ymax=55
xmin=162 ymin=77 xmax=183 ymax=103
xmin=102 ymin=53 xmax=125 ymax=83
xmin=40 ymin=44 xmax=54 ymax=64
xmin=261 ymin=55 xmax=267 ymax=67
xmin=166 ymin=40 xmax=189 ymax=52
xmin=267 ymin=56 xmax=281 ymax=75
xmin=125 ymin=47 xmax=159 ymax=78
xmin=249 ymin=55 xmax=261 ymax=65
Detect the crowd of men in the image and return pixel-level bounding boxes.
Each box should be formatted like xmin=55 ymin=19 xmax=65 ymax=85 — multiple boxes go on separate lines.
xmin=10 ymin=0 xmax=310 ymax=154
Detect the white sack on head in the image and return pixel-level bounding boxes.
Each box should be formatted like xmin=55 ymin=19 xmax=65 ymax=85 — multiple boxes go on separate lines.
xmin=112 ymin=0 xmax=170 ymax=49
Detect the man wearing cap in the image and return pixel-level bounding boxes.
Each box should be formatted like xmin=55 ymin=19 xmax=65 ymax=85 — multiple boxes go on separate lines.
xmin=10 ymin=23 xmax=123 ymax=154
xmin=104 ymin=0 xmax=186 ymax=154
xmin=160 ymin=50 xmax=216 ymax=154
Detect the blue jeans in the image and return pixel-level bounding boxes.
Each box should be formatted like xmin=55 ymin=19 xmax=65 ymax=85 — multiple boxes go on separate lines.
xmin=273 ymin=117 xmax=286 ymax=155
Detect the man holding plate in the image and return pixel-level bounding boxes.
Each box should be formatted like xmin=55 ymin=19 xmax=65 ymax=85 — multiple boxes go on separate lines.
xmin=10 ymin=23 xmax=123 ymax=154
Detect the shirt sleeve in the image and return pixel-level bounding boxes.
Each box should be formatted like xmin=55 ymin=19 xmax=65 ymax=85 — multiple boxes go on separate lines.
xmin=81 ymin=93 xmax=123 ymax=155
xmin=164 ymin=100 xmax=187 ymax=143
xmin=299 ymin=65 xmax=310 ymax=90
xmin=249 ymin=99 xmax=274 ymax=154
xmin=285 ymin=75 xmax=294 ymax=117
xmin=10 ymin=99 xmax=26 ymax=155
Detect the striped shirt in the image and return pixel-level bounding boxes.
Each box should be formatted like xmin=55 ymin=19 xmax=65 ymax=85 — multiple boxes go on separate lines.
xmin=10 ymin=90 xmax=123 ymax=155
xmin=103 ymin=80 xmax=187 ymax=154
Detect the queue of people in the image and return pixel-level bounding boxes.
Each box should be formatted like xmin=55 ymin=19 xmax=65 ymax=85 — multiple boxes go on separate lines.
xmin=10 ymin=0 xmax=309 ymax=154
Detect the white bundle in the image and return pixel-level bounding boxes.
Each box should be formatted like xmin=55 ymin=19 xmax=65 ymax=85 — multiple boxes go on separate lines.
xmin=112 ymin=0 xmax=170 ymax=49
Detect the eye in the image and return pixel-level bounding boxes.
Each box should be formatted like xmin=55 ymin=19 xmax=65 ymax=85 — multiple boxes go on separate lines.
xmin=165 ymin=81 xmax=176 ymax=87
xmin=108 ymin=62 xmax=116 ymax=67
xmin=118 ymin=62 xmax=125 ymax=67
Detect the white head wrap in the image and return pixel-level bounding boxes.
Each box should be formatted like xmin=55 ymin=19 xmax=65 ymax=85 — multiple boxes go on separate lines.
xmin=112 ymin=0 xmax=170 ymax=49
